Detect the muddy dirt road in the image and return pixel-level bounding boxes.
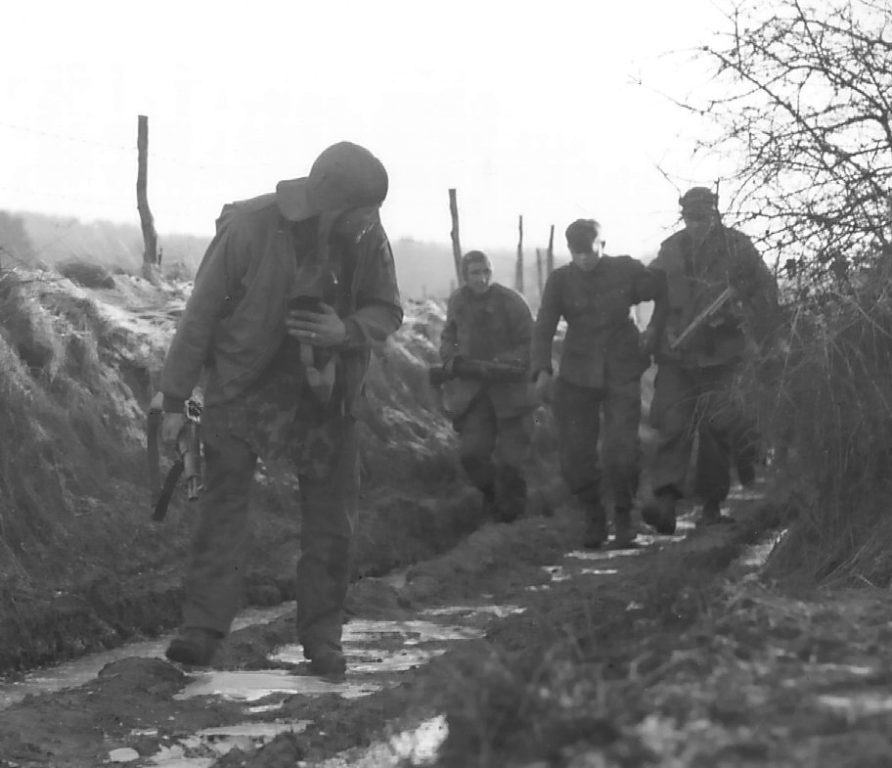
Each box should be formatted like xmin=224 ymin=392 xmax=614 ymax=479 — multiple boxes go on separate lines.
xmin=2 ymin=481 xmax=890 ymax=767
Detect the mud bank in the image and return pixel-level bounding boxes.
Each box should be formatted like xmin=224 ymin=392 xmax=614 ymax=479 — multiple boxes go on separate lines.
xmin=0 ymin=478 xmax=788 ymax=767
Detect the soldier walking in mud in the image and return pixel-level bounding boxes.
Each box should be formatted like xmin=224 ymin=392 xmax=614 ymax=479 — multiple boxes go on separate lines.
xmin=531 ymin=219 xmax=666 ymax=549
xmin=437 ymin=250 xmax=537 ymax=522
xmin=642 ymin=186 xmax=777 ymax=533
xmin=158 ymin=141 xmax=402 ymax=677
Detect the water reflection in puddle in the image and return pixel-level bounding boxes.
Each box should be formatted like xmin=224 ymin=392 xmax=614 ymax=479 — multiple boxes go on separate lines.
xmin=542 ymin=565 xmax=620 ymax=582
xmin=0 ymin=603 xmax=296 ymax=711
xmin=176 ymin=670 xmax=381 ymax=702
xmin=817 ymin=691 xmax=892 ymax=718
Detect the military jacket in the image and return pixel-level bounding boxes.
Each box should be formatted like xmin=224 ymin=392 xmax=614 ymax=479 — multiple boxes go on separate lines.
xmin=160 ymin=194 xmax=402 ymax=413
xmin=439 ymin=283 xmax=537 ymax=419
xmin=531 ymin=256 xmax=664 ymax=389
xmin=649 ymin=225 xmax=777 ymax=368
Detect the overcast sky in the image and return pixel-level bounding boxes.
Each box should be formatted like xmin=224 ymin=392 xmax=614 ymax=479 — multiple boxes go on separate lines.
xmin=1 ymin=0 xmax=737 ymax=258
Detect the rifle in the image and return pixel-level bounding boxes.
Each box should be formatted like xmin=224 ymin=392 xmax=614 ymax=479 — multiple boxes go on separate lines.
xmin=147 ymin=393 xmax=202 ymax=522
xmin=428 ymin=358 xmax=528 ymax=387
xmin=669 ymin=285 xmax=736 ymax=352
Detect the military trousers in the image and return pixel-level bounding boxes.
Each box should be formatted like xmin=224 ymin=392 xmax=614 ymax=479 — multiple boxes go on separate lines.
xmin=552 ymin=376 xmax=641 ymax=510
xmin=649 ymin=362 xmax=757 ymax=503
xmin=181 ymin=413 xmax=359 ymax=656
xmin=454 ymin=393 xmax=531 ymax=510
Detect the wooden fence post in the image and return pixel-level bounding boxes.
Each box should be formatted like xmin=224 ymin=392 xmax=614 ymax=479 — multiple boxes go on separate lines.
xmin=448 ymin=188 xmax=463 ymax=285
xmin=515 ymin=215 xmax=524 ymax=294
xmin=137 ymin=115 xmax=159 ymax=282
xmin=546 ymin=224 xmax=555 ymax=275
xmin=536 ymin=247 xmax=544 ymax=297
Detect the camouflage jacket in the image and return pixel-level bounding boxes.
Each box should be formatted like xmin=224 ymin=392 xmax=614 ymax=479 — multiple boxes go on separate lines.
xmin=531 ymin=256 xmax=665 ymax=389
xmin=648 ymin=225 xmax=778 ymax=368
xmin=439 ymin=283 xmax=537 ymax=419
xmin=160 ymin=193 xmax=403 ymax=414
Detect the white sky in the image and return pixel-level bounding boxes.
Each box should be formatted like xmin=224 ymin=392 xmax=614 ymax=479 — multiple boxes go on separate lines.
xmin=0 ymin=0 xmax=737 ymax=258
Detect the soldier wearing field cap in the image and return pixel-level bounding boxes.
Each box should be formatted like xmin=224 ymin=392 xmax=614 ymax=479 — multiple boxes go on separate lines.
xmin=439 ymin=250 xmax=537 ymax=522
xmin=642 ymin=186 xmax=777 ymax=533
xmin=158 ymin=141 xmax=402 ymax=677
xmin=531 ymin=219 xmax=666 ymax=549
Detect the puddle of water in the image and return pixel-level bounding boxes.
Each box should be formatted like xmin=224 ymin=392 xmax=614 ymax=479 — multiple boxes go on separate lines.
xmin=343 ymin=619 xmax=482 ymax=643
xmin=566 ymin=548 xmax=646 ymax=561
xmin=0 ymin=602 xmax=296 ymax=711
xmin=422 ymin=604 xmax=525 ymax=619
xmin=175 ymin=670 xmax=381 ymax=702
xmin=317 ymin=715 xmax=448 ymax=768
xmin=345 ymin=646 xmax=446 ymax=674
xmin=817 ymin=692 xmax=892 ymax=718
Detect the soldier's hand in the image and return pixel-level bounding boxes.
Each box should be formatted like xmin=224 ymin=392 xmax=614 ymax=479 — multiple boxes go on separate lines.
xmin=535 ymin=371 xmax=553 ymax=404
xmin=161 ymin=412 xmax=187 ymax=451
xmin=286 ymin=303 xmax=347 ymax=347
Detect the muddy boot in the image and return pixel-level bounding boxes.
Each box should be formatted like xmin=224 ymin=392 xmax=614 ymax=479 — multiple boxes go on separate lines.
xmin=641 ymin=491 xmax=677 ymax=535
xmin=697 ymin=499 xmax=733 ymax=527
xmin=165 ymin=627 xmax=222 ymax=667
xmin=610 ymin=507 xmax=638 ymax=549
xmin=305 ymin=644 xmax=347 ymax=678
xmin=582 ymin=502 xmax=608 ymax=549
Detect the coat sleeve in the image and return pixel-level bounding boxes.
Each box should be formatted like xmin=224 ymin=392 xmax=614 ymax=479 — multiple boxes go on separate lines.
xmin=340 ymin=231 xmax=403 ymax=350
xmin=495 ymin=289 xmax=533 ymax=366
xmin=159 ymin=216 xmax=248 ymax=411
xmin=530 ymin=270 xmax=563 ymax=376
xmin=439 ymin=291 xmax=461 ymax=363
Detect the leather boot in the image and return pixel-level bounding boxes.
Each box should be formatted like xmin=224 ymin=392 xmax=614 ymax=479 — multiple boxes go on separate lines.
xmin=611 ymin=507 xmax=638 ymax=549
xmin=165 ymin=627 xmax=222 ymax=667
xmin=642 ymin=491 xmax=678 ymax=535
xmin=697 ymin=499 xmax=733 ymax=527
xmin=582 ymin=502 xmax=607 ymax=549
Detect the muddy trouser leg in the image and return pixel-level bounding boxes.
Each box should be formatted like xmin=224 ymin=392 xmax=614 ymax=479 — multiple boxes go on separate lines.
xmin=553 ymin=378 xmax=603 ymax=506
xmin=492 ymin=413 xmax=533 ymax=517
xmin=602 ymin=379 xmax=642 ymax=510
xmin=296 ymin=417 xmax=359 ymax=656
xmin=694 ymin=369 xmax=738 ymax=504
xmin=649 ymin=364 xmax=698 ymax=499
xmin=182 ymin=431 xmax=258 ymax=635
xmin=456 ymin=395 xmax=498 ymax=496
xmin=731 ymin=416 xmax=761 ymax=487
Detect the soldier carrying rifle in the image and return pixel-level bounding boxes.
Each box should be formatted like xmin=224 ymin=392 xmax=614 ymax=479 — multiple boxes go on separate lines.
xmin=437 ymin=250 xmax=538 ymax=522
xmin=642 ymin=186 xmax=778 ymax=533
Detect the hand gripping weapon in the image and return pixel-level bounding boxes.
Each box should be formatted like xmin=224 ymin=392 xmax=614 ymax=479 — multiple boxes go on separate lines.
xmin=147 ymin=393 xmax=202 ymax=522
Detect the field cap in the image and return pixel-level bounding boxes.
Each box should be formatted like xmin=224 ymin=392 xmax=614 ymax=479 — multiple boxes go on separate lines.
xmin=679 ymin=186 xmax=717 ymax=214
xmin=277 ymin=141 xmax=388 ymax=221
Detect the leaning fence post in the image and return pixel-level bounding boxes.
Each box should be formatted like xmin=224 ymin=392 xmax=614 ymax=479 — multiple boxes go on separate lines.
xmin=137 ymin=115 xmax=159 ymax=283
xmin=448 ymin=188 xmax=463 ymax=285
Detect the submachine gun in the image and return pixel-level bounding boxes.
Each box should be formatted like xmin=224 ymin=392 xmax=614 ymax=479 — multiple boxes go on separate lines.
xmin=147 ymin=393 xmax=202 ymax=522
xmin=428 ymin=358 xmax=528 ymax=387
xmin=669 ymin=285 xmax=736 ymax=352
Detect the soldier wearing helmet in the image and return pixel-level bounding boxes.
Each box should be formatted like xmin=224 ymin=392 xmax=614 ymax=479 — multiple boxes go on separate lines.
xmin=641 ymin=186 xmax=778 ymax=533
xmin=158 ymin=141 xmax=402 ymax=677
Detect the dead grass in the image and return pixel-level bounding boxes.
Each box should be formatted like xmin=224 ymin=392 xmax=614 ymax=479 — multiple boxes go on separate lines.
xmin=747 ymin=255 xmax=892 ymax=586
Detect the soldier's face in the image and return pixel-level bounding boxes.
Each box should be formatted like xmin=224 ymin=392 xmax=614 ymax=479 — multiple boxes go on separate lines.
xmin=683 ymin=211 xmax=716 ymax=243
xmin=466 ymin=262 xmax=493 ymax=294
xmin=571 ymin=238 xmax=603 ymax=271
